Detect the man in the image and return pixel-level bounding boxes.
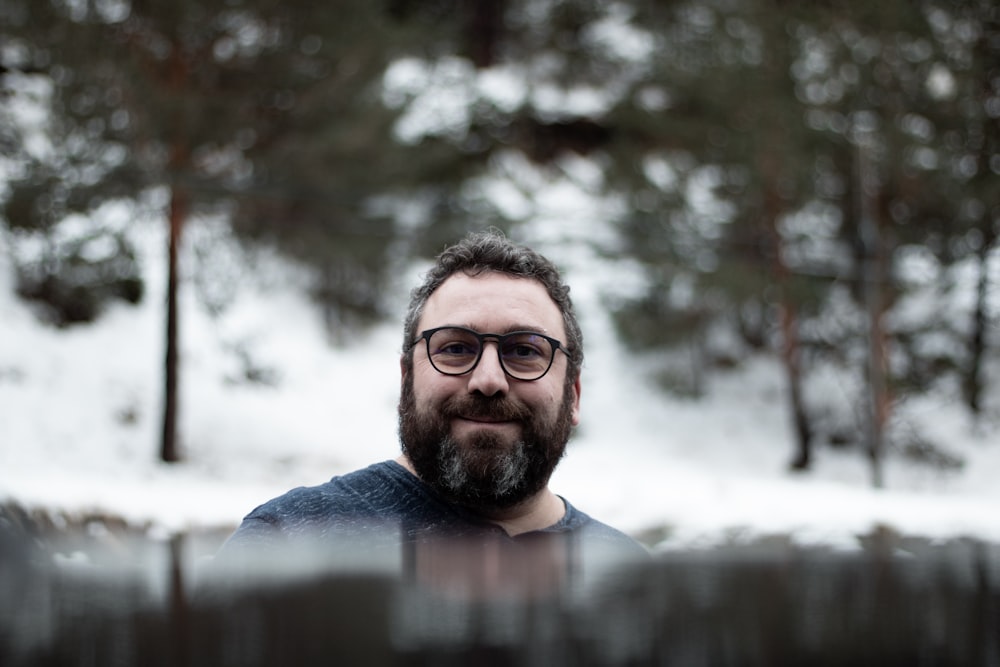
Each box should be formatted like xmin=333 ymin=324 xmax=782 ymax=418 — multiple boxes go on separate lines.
xmin=217 ymin=231 xmax=646 ymax=579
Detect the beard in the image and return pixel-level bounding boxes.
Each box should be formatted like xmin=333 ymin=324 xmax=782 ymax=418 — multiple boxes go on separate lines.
xmin=398 ymin=374 xmax=576 ymax=515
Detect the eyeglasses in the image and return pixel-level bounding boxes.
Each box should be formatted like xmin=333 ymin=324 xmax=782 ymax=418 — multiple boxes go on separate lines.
xmin=410 ymin=326 xmax=568 ymax=381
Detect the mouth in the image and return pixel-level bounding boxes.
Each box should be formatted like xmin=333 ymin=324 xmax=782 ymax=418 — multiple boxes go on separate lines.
xmin=457 ymin=415 xmax=515 ymax=425
xmin=452 ymin=414 xmax=525 ymax=432
xmin=442 ymin=398 xmax=529 ymax=430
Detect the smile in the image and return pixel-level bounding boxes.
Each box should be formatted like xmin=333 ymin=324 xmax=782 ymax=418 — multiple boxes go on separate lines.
xmin=456 ymin=416 xmax=516 ymax=426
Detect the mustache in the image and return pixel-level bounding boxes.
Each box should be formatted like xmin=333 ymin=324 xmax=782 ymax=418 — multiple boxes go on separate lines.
xmin=439 ymin=394 xmax=532 ymax=423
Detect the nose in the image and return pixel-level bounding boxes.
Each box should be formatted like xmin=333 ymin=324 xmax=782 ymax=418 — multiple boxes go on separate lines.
xmin=466 ymin=341 xmax=510 ymax=396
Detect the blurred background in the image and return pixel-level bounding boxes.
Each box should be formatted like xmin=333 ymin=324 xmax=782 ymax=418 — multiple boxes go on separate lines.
xmin=0 ymin=0 xmax=998 ymax=548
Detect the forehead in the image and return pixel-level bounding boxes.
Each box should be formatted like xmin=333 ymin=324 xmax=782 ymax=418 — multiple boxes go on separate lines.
xmin=420 ymin=272 xmax=565 ymax=337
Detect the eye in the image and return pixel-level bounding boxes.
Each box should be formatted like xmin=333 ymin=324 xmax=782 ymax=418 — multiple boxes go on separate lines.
xmin=509 ymin=343 xmax=543 ymax=358
xmin=502 ymin=334 xmax=548 ymax=361
xmin=429 ymin=329 xmax=480 ymax=358
xmin=437 ymin=340 xmax=477 ymax=356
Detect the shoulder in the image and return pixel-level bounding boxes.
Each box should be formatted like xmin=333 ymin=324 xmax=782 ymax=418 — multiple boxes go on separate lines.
xmin=556 ymin=498 xmax=650 ymax=560
xmin=216 ymin=461 xmax=421 ymax=556
xmin=246 ymin=460 xmax=415 ymax=523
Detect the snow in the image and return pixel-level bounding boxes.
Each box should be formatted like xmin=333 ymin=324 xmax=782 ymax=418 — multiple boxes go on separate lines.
xmin=1 ymin=213 xmax=998 ymax=554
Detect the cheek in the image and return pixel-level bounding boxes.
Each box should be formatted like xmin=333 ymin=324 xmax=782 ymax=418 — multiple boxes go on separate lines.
xmin=525 ymin=386 xmax=564 ymax=416
xmin=411 ymin=365 xmax=457 ymax=403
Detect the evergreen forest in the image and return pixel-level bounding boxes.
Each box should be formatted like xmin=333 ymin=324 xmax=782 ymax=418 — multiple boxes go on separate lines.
xmin=1 ymin=0 xmax=997 ymax=481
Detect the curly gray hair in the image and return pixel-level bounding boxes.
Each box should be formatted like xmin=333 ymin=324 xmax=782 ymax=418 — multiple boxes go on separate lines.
xmin=401 ymin=230 xmax=583 ymax=379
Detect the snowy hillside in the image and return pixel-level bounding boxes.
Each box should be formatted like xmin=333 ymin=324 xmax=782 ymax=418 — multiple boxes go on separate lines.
xmin=1 ymin=212 xmax=999 ymax=552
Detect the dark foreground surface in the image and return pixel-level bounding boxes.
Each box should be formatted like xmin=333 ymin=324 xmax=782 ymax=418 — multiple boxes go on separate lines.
xmin=1 ymin=505 xmax=998 ymax=667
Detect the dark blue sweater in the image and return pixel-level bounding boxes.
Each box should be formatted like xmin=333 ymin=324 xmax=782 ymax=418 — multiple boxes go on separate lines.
xmin=217 ymin=460 xmax=647 ymax=565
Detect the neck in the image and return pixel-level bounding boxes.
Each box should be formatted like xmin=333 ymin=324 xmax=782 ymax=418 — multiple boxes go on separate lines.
xmin=395 ymin=454 xmax=566 ymax=536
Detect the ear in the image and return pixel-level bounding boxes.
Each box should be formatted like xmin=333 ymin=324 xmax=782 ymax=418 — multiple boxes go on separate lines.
xmin=569 ymin=373 xmax=582 ymax=426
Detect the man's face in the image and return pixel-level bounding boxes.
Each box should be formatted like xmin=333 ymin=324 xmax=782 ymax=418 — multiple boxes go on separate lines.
xmin=398 ymin=272 xmax=581 ymax=514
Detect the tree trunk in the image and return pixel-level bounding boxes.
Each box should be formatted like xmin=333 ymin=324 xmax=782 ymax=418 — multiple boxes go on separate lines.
xmin=160 ymin=187 xmax=186 ymax=463
xmin=766 ymin=213 xmax=813 ymax=471
xmin=964 ymin=15 xmax=999 ymax=420
xmin=159 ymin=39 xmax=191 ymax=464
xmin=782 ymin=304 xmax=812 ymax=471
xmin=758 ymin=139 xmax=813 ymax=470
xmin=864 ymin=278 xmax=889 ymax=490
xmin=755 ymin=7 xmax=814 ymax=472
xmin=463 ymin=0 xmax=504 ymax=68
xmin=858 ymin=141 xmax=889 ymax=489
xmin=964 ymin=234 xmax=994 ymax=418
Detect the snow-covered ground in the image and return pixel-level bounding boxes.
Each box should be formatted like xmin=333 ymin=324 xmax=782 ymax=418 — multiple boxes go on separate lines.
xmin=1 ymin=211 xmax=998 ymax=554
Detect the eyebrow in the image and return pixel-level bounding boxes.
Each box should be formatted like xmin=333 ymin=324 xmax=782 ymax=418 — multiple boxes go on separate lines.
xmin=450 ymin=323 xmax=552 ymax=336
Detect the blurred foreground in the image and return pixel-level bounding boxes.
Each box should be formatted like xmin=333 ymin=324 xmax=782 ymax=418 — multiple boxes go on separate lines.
xmin=2 ymin=504 xmax=998 ymax=667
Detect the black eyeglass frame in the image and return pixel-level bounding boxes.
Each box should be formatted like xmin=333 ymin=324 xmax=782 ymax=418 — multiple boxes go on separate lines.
xmin=409 ymin=325 xmax=569 ymax=381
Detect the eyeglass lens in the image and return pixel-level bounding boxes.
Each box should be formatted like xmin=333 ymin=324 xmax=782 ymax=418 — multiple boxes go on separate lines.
xmin=426 ymin=327 xmax=555 ymax=380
